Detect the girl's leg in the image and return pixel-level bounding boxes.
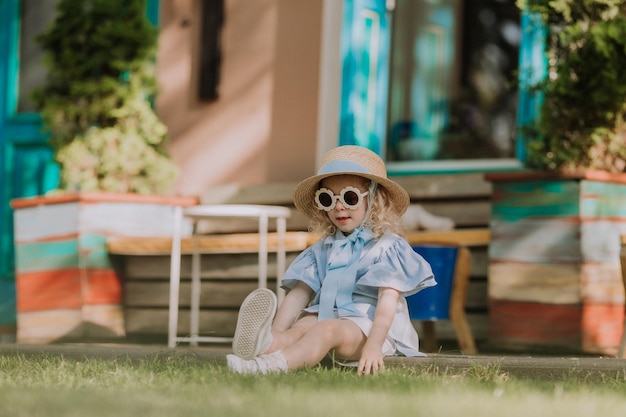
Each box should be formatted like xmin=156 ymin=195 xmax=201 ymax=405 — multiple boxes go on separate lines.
xmin=227 ymin=318 xmax=367 ymax=374
xmin=281 ymin=319 xmax=367 ymax=370
xmin=267 ymin=314 xmax=317 ymax=353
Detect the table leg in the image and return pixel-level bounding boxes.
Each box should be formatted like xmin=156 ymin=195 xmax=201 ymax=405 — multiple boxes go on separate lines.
xmin=258 ymin=213 xmax=269 ymax=289
xmin=168 ymin=206 xmax=183 ymax=348
xmin=190 ymin=231 xmax=201 ymax=346
xmin=276 ymin=216 xmax=287 ymax=303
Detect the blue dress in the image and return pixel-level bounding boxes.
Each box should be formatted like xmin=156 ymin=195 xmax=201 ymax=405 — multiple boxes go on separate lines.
xmin=281 ymin=231 xmax=436 ymax=357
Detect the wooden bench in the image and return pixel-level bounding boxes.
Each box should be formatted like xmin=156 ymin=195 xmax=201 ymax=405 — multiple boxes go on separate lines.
xmin=108 ymin=227 xmax=490 ymax=348
xmin=108 ymin=232 xmax=316 ymax=342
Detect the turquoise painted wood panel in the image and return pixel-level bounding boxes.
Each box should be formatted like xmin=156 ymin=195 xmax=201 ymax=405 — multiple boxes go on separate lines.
xmin=79 ymin=234 xmax=113 ymax=269
xmin=580 ymin=180 xmax=626 ymax=218
xmin=491 ymin=180 xmax=581 ymax=222
xmin=15 ymin=240 xmax=80 ymax=273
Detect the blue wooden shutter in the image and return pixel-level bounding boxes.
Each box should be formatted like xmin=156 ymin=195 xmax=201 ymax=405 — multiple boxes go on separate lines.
xmin=338 ymin=0 xmax=390 ymax=156
xmin=516 ymin=10 xmax=547 ymax=162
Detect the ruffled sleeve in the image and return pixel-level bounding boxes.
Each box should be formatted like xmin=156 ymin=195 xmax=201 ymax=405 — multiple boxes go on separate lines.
xmin=356 ymin=235 xmax=436 ymax=297
xmin=280 ymin=241 xmax=323 ymax=294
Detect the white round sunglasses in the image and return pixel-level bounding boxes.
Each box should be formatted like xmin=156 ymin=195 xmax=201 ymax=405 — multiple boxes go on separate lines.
xmin=314 ymin=186 xmax=369 ymax=211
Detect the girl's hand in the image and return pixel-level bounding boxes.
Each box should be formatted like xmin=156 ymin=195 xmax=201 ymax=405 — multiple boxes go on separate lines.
xmin=357 ymin=342 xmax=385 ymax=375
xmin=357 ymin=287 xmax=399 ymax=375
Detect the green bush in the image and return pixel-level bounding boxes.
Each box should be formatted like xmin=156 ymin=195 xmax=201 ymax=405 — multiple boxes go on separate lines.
xmin=32 ymin=0 xmax=177 ymax=194
xmin=519 ymin=0 xmax=626 ymax=173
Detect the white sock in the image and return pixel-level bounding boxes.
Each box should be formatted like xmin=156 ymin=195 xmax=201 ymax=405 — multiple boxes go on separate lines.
xmin=227 ymin=351 xmax=288 ymax=375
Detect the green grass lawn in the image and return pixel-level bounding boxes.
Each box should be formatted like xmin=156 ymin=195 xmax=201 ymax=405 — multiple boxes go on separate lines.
xmin=1 ymin=354 xmax=626 ymax=417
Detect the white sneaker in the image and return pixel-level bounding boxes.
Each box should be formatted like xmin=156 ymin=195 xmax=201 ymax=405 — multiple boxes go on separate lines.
xmin=227 ymin=352 xmax=288 ymax=375
xmin=232 ymin=288 xmax=277 ymax=360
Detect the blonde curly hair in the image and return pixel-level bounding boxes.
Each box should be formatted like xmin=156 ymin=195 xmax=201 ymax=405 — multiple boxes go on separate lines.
xmin=307 ymin=176 xmax=405 ymax=238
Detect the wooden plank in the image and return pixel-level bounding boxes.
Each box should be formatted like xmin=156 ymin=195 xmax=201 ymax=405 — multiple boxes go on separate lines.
xmin=465 ymin=280 xmax=487 ymax=309
xmin=488 ymin=263 xmax=581 ymax=304
xmin=406 ymin=228 xmax=490 ymax=247
xmin=469 ymin=248 xmax=488 ymax=277
xmin=125 ymin=308 xmax=238 ymax=337
xmin=580 ymin=263 xmax=623 ymax=304
xmin=124 ymin=280 xmax=276 ymax=308
xmin=80 ymin=234 xmax=116 ymax=268
xmin=15 ymin=239 xmax=80 ymax=272
xmin=394 ymin=173 xmax=492 ymax=199
xmin=119 ymin=252 xmax=301 ymax=280
xmin=413 ymin=313 xmax=489 ymax=345
xmin=490 ymin=218 xmax=581 ymax=263
xmin=581 ymin=303 xmax=623 ymax=355
xmin=200 ymin=183 xmax=298 ymax=206
xmin=199 ymin=175 xmax=492 ymax=205
xmin=194 ymin=211 xmax=310 ymax=234
xmin=16 ymin=269 xmax=83 ymax=312
xmin=17 ymin=305 xmax=125 ymax=343
xmin=197 ymin=183 xmax=301 ymax=233
xmin=488 ymin=300 xmax=582 ymax=349
xmin=419 ymin=201 xmax=491 ymax=228
xmin=581 ymin=220 xmax=626 ymax=263
xmin=581 ymin=180 xmax=626 ymax=218
xmin=491 ymin=179 xmax=581 ymax=221
xmin=13 ymin=203 xmax=79 ymax=242
xmin=82 ymin=269 xmax=123 ymax=305
xmin=10 ymin=192 xmax=198 ymax=209
xmin=125 ymin=307 xmax=491 ymax=342
xmin=16 ymin=268 xmax=122 ymax=312
xmin=107 ymin=232 xmax=317 ymax=255
xmin=197 ymin=177 xmax=491 ymax=233
xmin=81 ymin=305 xmax=125 ymax=337
xmin=80 ymin=201 xmax=193 ymax=237
xmin=17 ymin=310 xmax=82 ymax=343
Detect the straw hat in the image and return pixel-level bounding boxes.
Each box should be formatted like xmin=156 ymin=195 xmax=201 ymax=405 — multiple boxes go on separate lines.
xmin=293 ymin=145 xmax=410 ymax=219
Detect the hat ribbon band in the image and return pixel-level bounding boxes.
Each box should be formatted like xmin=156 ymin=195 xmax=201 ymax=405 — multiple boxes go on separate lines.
xmin=318 ymin=160 xmax=370 ymax=175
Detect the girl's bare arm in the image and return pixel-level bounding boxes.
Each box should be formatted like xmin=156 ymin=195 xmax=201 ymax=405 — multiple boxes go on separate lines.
xmin=272 ymin=281 xmax=314 ymax=332
xmin=358 ymin=287 xmax=399 ymax=375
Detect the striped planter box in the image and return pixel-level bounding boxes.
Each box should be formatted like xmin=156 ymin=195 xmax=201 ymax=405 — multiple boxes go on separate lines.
xmin=486 ymin=171 xmax=626 ymax=355
xmin=11 ymin=193 xmax=196 ymax=344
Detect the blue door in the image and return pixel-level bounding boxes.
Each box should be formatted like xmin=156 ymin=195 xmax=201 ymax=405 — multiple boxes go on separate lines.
xmin=0 ymin=0 xmax=59 ymax=330
xmin=338 ymin=0 xmax=391 ymax=156
xmin=0 ymin=0 xmax=160 ymax=331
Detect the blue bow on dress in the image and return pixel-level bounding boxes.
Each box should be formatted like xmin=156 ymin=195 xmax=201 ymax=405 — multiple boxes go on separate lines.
xmin=317 ymin=227 xmax=375 ymax=320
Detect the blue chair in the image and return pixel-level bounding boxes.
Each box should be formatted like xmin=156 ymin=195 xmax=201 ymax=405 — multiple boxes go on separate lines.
xmin=406 ymin=244 xmax=477 ymax=354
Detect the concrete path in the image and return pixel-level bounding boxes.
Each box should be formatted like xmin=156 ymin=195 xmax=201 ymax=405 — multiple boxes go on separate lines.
xmin=2 ymin=343 xmax=626 ymax=381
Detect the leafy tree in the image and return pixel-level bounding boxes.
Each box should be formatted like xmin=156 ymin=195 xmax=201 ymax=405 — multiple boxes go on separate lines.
xmin=519 ymin=0 xmax=626 ymax=173
xmin=32 ymin=0 xmax=177 ymax=193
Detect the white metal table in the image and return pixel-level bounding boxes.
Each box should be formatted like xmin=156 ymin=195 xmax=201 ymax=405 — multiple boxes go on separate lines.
xmin=168 ymin=204 xmax=291 ymax=348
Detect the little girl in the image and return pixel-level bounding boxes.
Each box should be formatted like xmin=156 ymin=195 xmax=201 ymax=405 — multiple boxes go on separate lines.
xmin=226 ymin=145 xmax=436 ymax=375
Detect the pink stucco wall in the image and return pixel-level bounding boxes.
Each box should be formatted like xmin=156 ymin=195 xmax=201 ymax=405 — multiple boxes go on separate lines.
xmin=156 ymin=0 xmax=321 ymax=198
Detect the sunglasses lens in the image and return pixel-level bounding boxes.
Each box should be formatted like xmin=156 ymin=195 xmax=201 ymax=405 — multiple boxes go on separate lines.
xmin=343 ymin=190 xmax=360 ymax=206
xmin=318 ymin=191 xmax=333 ymax=208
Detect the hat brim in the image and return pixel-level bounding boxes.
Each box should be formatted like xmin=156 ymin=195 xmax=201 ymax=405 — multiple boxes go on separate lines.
xmin=293 ymin=171 xmax=410 ymax=220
